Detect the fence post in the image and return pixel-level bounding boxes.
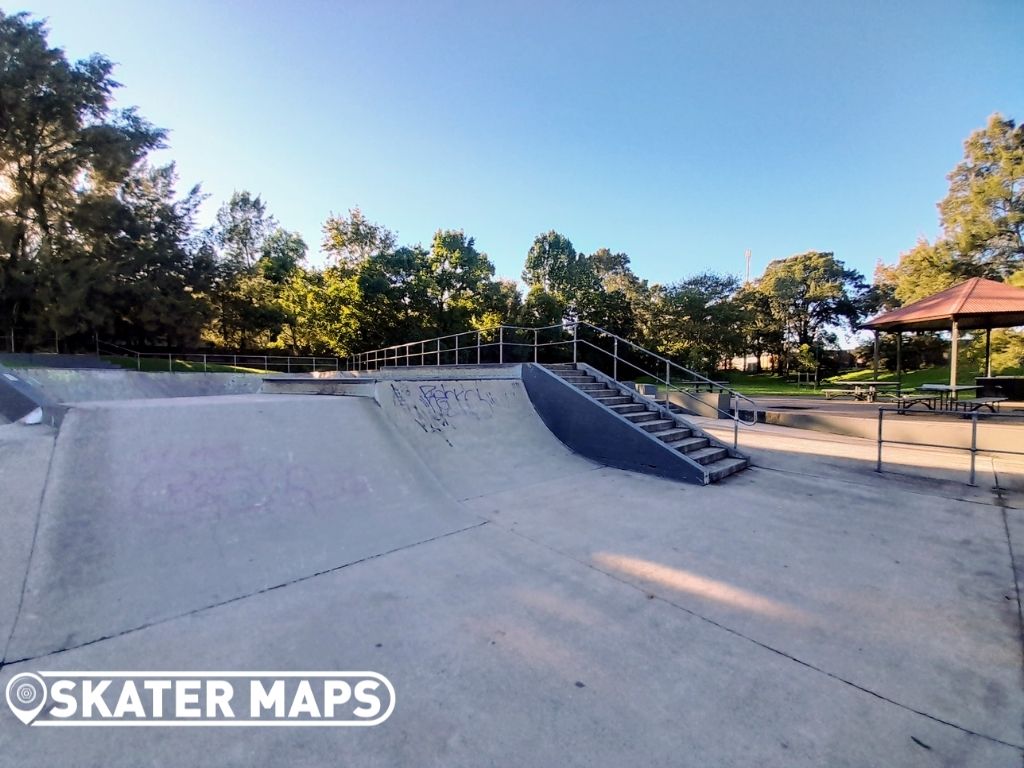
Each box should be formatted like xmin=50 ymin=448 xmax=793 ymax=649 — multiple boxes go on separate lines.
xmin=313 ymin=357 xmax=317 ymax=373
xmin=137 ymin=353 xmax=141 ymax=371
xmin=203 ymin=354 xmax=208 ymax=373
xmin=437 ymin=338 xmax=441 ymax=366
xmin=613 ymin=338 xmax=618 ymax=381
xmin=499 ymin=327 xmax=504 ymax=364
xmin=534 ymin=329 xmax=539 ymax=363
xmin=264 ymin=355 xmax=268 ymax=372
xmin=665 ymin=360 xmax=671 ymax=403
xmin=969 ymin=411 xmax=978 ymax=486
xmin=733 ymin=416 xmax=738 ymax=449
xmin=477 ymin=332 xmax=481 ymax=365
xmin=168 ymin=353 xmax=172 ymax=373
xmin=875 ymin=409 xmax=883 ymax=473
xmin=455 ymin=334 xmax=459 ymax=366
xmin=233 ymin=354 xmax=238 ymax=368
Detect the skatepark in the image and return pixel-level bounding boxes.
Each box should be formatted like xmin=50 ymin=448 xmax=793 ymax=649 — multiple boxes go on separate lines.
xmin=1 ymin=360 xmax=1022 ymax=766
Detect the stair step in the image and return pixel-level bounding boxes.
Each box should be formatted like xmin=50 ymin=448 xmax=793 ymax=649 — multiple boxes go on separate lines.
xmin=637 ymin=419 xmax=676 ymax=433
xmin=590 ymin=389 xmax=620 ymax=398
xmin=560 ymin=375 xmax=596 ymax=383
xmin=596 ymin=395 xmax=632 ymax=406
xmin=655 ymin=428 xmax=694 ymax=443
xmin=545 ymin=364 xmax=577 ymax=370
xmin=687 ymin=446 xmax=728 ymax=465
xmin=706 ymin=457 xmax=748 ymax=482
xmin=577 ymin=382 xmax=610 ymax=391
xmin=665 ymin=436 xmax=707 ymax=453
xmin=623 ymin=411 xmax=658 ymax=423
xmin=609 ymin=403 xmax=647 ymax=414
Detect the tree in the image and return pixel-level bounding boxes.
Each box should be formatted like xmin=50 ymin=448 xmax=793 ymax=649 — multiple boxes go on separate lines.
xmin=322 ymin=207 xmax=396 ymax=269
xmin=0 ymin=11 xmax=164 ymax=348
xmin=522 ymin=231 xmax=600 ymax=318
xmin=215 ymin=191 xmax=275 ymax=270
xmin=259 ymin=228 xmax=306 ymax=283
xmin=940 ymin=114 xmax=1023 ymax=276
xmin=757 ymin=251 xmax=866 ymax=348
xmin=648 ymin=273 xmax=744 ymax=373
xmin=876 ymin=114 xmax=1024 ymax=308
xmin=426 ymin=230 xmax=497 ymax=334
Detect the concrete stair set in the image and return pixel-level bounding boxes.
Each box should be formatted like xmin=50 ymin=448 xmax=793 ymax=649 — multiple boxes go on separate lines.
xmin=543 ymin=363 xmax=748 ymax=483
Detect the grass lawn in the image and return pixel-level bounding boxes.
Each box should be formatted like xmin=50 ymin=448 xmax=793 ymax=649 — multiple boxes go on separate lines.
xmin=633 ymin=372 xmax=816 ymax=397
xmin=634 ymin=365 xmax=1024 ymax=398
xmin=828 ymin=365 xmax=1024 ymax=388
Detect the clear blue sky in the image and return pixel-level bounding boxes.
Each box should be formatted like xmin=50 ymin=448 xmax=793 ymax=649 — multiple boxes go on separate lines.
xmin=18 ymin=0 xmax=1024 ymax=285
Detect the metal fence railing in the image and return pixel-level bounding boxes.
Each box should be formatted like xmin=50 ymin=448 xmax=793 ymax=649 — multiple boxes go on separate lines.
xmin=96 ymin=340 xmax=342 ymax=373
xmin=349 ymin=321 xmax=760 ymax=448
xmin=875 ymin=407 xmax=1024 ymax=486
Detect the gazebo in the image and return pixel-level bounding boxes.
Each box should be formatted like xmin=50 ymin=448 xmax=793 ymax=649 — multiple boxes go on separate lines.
xmin=862 ymin=277 xmax=1024 ymax=387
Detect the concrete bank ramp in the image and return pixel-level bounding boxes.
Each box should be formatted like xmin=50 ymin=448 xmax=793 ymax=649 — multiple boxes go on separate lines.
xmin=4 ymin=394 xmax=482 ymax=661
xmin=14 ymin=368 xmax=266 ymax=403
xmin=377 ymin=373 xmax=596 ymax=499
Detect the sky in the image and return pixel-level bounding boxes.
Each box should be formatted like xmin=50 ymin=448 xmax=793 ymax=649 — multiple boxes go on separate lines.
xmin=16 ymin=0 xmax=1024 ymax=286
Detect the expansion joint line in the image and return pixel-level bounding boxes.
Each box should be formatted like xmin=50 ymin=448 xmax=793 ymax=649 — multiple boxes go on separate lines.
xmin=2 ymin=429 xmax=60 ymax=666
xmin=500 ymin=524 xmax=1024 ymax=752
xmin=0 ymin=520 xmax=489 ymax=671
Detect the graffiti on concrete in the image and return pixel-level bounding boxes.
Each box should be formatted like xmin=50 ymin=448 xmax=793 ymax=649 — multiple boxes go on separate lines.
xmin=389 ymin=380 xmax=520 ymax=438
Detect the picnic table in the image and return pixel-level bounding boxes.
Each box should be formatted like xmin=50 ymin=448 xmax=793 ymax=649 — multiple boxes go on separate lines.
xmin=822 ymin=380 xmax=900 ymax=403
xmin=897 ymin=384 xmax=1007 ymax=413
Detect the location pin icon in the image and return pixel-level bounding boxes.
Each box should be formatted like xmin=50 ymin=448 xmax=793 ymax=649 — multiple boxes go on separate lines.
xmin=5 ymin=673 xmax=47 ymax=725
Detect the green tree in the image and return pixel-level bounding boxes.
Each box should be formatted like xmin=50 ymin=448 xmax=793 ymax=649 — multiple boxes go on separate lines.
xmin=426 ymin=230 xmax=497 ymax=334
xmin=215 ymin=191 xmax=275 ymax=270
xmin=757 ymin=251 xmax=866 ymax=348
xmin=259 ymin=228 xmax=306 ymax=283
xmin=940 ymin=114 xmax=1023 ymax=276
xmin=876 ymin=114 xmax=1024 ymax=307
xmin=522 ymin=231 xmax=600 ymax=318
xmin=0 ymin=11 xmax=164 ymax=348
xmin=649 ymin=273 xmax=744 ymax=373
xmin=322 ymin=207 xmax=396 ymax=269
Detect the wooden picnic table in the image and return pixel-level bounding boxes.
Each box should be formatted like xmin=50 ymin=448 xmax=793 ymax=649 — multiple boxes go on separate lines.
xmin=823 ymin=380 xmax=900 ymax=403
xmin=917 ymin=384 xmax=980 ymax=410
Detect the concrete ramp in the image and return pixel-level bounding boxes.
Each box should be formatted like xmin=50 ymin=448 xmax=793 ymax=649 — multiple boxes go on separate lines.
xmin=15 ymin=368 xmax=266 ymax=402
xmin=4 ymin=394 xmax=482 ymax=661
xmin=377 ymin=373 xmax=596 ymax=499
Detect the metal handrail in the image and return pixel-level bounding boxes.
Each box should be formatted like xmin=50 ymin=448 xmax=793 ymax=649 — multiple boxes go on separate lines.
xmin=349 ymin=321 xmax=761 ymax=445
xmin=96 ymin=340 xmax=342 ymax=373
xmin=875 ymin=407 xmax=1024 ymax=486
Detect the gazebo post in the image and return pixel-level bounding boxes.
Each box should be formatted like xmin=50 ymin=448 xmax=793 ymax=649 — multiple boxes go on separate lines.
xmin=984 ymin=327 xmax=992 ymax=377
xmin=872 ymin=330 xmax=880 ymax=379
xmin=895 ymin=332 xmax=902 ymax=388
xmin=949 ymin=319 xmax=959 ymax=387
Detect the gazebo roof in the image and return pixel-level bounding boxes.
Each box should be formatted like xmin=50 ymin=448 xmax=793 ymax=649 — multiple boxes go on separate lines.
xmin=862 ymin=277 xmax=1024 ymax=331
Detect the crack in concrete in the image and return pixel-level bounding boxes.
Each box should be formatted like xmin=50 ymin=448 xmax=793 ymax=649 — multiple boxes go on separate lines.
xmin=498 ymin=522 xmax=1024 ymax=753
xmin=0 ymin=520 xmax=489 ymax=671
xmin=2 ymin=428 xmax=59 ymax=665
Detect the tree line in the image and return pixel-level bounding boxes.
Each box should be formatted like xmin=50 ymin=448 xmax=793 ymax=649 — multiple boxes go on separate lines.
xmin=1 ymin=12 xmax=1020 ymax=375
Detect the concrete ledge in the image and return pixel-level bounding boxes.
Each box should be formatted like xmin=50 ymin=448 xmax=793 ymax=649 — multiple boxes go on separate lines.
xmin=261 ymin=378 xmax=377 ymax=397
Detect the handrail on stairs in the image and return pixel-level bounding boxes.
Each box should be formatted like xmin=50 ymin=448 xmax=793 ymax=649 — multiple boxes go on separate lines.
xmin=349 ymin=321 xmax=759 ymax=448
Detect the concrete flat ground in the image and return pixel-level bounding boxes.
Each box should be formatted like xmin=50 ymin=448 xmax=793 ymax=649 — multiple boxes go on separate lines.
xmin=0 ymin=383 xmax=1022 ymax=767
